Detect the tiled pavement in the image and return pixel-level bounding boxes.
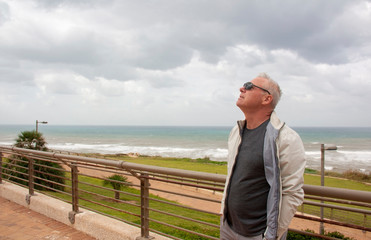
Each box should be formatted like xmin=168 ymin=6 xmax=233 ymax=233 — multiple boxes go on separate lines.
xmin=0 ymin=197 xmax=96 ymax=240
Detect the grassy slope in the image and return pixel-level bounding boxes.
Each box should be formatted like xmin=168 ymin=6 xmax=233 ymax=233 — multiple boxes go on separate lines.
xmin=91 ymin=154 xmax=371 ymax=192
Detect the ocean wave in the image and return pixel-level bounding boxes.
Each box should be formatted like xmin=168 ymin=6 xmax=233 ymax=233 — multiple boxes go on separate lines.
xmin=337 ymin=150 xmax=371 ymax=155
xmin=322 ymin=152 xmax=369 ymax=162
xmin=325 ymin=166 xmax=334 ymax=171
xmin=304 ymin=149 xmax=371 ymax=173
xmin=48 ymin=143 xmax=229 ymax=161
xmin=305 ymin=151 xmax=319 ymax=156
xmin=2 ymin=141 xmax=369 ymax=172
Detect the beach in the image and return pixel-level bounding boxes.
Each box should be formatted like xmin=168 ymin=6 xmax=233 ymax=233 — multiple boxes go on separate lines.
xmin=0 ymin=125 xmax=370 ymax=174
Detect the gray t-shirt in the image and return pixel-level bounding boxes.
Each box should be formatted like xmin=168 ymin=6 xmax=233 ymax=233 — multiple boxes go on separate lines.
xmin=226 ymin=120 xmax=270 ymax=237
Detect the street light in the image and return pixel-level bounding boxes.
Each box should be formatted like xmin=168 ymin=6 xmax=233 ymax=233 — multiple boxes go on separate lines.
xmin=36 ymin=120 xmax=48 ymax=134
xmin=319 ymin=143 xmax=337 ymax=235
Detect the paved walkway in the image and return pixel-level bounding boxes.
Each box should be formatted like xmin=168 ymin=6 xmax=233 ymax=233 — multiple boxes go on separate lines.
xmin=0 ymin=197 xmax=96 ymax=240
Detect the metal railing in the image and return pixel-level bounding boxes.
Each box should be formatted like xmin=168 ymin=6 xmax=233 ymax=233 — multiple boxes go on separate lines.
xmin=0 ymin=146 xmax=370 ymax=240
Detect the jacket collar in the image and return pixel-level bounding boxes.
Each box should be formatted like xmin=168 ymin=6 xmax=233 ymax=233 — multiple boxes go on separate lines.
xmin=237 ymin=111 xmax=284 ymax=131
xmin=270 ymin=111 xmax=285 ymax=130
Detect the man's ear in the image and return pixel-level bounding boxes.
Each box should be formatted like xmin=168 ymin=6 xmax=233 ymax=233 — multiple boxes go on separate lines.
xmin=262 ymin=94 xmax=273 ymax=106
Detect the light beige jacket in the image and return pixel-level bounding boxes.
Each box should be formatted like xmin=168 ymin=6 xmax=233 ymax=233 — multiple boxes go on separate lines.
xmin=221 ymin=112 xmax=306 ymax=240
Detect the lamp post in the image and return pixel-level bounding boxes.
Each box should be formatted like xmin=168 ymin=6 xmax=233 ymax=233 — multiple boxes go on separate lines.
xmin=319 ymin=143 xmax=337 ymax=235
xmin=320 ymin=144 xmax=325 ymax=235
xmin=36 ymin=120 xmax=48 ymax=134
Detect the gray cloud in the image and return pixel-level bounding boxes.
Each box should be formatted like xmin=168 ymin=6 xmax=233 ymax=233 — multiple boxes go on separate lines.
xmin=0 ymin=1 xmax=10 ymax=25
xmin=0 ymin=0 xmax=370 ymax=126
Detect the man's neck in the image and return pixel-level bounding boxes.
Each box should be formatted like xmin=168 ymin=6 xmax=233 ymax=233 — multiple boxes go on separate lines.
xmin=244 ymin=111 xmax=272 ymax=129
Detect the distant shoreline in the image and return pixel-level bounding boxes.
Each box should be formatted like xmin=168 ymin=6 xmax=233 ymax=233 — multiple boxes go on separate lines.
xmin=1 ymin=124 xmax=370 ymax=174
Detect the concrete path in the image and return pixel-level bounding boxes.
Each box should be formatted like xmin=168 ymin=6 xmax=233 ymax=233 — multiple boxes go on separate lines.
xmin=0 ymin=196 xmax=96 ymax=240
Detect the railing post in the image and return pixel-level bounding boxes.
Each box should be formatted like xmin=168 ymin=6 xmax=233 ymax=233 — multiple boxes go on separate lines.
xmin=364 ymin=214 xmax=367 ymax=233
xmin=320 ymin=144 xmax=325 ymax=235
xmin=25 ymin=157 xmax=35 ymax=204
xmin=69 ymin=163 xmax=79 ymax=224
xmin=29 ymin=157 xmax=35 ymax=196
xmin=0 ymin=151 xmax=3 ymax=184
xmin=136 ymin=173 xmax=153 ymax=240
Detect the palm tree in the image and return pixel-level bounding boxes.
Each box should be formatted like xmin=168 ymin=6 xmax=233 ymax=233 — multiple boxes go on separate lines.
xmin=4 ymin=130 xmax=65 ymax=191
xmin=103 ymin=174 xmax=130 ymax=199
xmin=14 ymin=130 xmax=48 ymax=151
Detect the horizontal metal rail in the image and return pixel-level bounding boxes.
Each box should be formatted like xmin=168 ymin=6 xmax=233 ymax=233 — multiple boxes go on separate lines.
xmin=303 ymin=200 xmax=371 ymax=215
xmin=294 ymin=213 xmax=370 ymax=232
xmin=306 ymin=195 xmax=371 ymax=208
xmin=304 ymin=184 xmax=371 ymax=203
xmin=1 ymin=145 xmax=370 ymax=240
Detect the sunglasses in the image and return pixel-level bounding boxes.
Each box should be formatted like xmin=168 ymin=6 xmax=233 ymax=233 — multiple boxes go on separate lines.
xmin=243 ymin=82 xmax=271 ymax=95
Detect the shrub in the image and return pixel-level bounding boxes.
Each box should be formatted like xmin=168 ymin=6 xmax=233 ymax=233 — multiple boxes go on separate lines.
xmin=287 ymin=229 xmax=355 ymax=240
xmin=103 ymin=174 xmax=131 ymax=199
xmin=305 ymin=168 xmax=318 ymax=174
xmin=3 ymin=130 xmax=65 ymax=191
xmin=326 ymin=231 xmax=355 ymax=240
xmin=287 ymin=229 xmax=318 ymax=240
xmin=342 ymin=170 xmax=370 ymax=183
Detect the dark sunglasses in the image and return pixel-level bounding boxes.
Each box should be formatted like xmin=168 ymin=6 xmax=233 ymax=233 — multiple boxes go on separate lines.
xmin=243 ymin=82 xmax=271 ymax=95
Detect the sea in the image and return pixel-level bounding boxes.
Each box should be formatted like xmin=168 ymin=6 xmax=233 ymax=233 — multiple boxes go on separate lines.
xmin=0 ymin=125 xmax=370 ymax=174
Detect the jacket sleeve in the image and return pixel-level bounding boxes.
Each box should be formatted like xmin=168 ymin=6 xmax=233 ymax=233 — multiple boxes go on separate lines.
xmin=276 ymin=127 xmax=306 ymax=239
xmin=220 ymin=124 xmax=240 ymax=215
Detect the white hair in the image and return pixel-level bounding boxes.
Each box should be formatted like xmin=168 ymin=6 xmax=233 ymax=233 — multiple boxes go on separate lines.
xmin=257 ymin=72 xmax=282 ymax=109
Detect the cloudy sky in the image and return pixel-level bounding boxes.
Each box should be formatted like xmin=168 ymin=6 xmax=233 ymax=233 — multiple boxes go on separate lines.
xmin=1 ymin=0 xmax=370 ymax=127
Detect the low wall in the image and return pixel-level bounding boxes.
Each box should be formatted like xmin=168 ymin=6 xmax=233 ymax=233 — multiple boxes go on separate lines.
xmin=0 ymin=181 xmax=170 ymax=240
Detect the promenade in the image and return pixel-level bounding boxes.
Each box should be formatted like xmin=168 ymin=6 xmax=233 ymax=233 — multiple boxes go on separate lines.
xmin=0 ymin=196 xmax=96 ymax=240
xmin=1 ymin=188 xmax=369 ymax=240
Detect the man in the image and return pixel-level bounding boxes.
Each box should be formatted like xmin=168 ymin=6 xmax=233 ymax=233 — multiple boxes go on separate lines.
xmin=220 ymin=73 xmax=306 ymax=240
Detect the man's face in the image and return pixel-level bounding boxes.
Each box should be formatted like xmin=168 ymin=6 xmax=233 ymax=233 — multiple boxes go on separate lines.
xmin=236 ymin=77 xmax=268 ymax=112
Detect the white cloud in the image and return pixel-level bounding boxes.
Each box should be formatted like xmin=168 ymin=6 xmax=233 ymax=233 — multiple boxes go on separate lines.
xmin=291 ymin=94 xmax=314 ymax=103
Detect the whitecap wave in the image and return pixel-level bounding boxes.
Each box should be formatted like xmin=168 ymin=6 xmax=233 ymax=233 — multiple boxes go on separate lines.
xmin=48 ymin=143 xmax=229 ymax=161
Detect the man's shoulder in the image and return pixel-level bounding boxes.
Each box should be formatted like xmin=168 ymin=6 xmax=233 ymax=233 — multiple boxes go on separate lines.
xmin=228 ymin=124 xmax=241 ymax=141
xmin=280 ymin=124 xmax=300 ymax=138
xmin=272 ymin=124 xmax=302 ymax=149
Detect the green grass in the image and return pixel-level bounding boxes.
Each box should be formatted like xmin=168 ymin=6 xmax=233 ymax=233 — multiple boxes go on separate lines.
xmin=304 ymin=174 xmax=371 ymax=191
xmin=103 ymin=154 xmax=228 ymax=175
xmin=95 ymin=154 xmax=371 ymax=192
xmin=47 ymin=174 xmax=220 ymax=240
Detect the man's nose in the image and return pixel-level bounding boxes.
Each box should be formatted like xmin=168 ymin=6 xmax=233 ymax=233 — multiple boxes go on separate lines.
xmin=240 ymin=87 xmax=246 ymax=92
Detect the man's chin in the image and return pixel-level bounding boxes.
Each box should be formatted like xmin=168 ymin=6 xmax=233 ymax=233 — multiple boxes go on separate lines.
xmin=236 ymin=99 xmax=243 ymax=107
